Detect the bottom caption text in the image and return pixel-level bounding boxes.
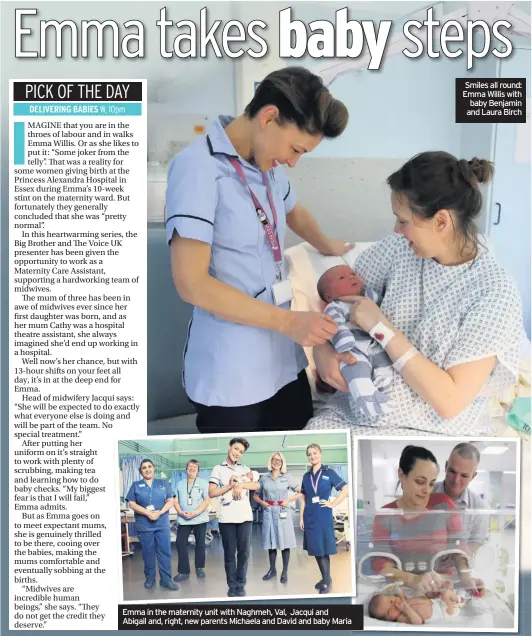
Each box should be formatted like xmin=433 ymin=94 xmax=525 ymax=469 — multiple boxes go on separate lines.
xmin=118 ymin=604 xmax=363 ymax=630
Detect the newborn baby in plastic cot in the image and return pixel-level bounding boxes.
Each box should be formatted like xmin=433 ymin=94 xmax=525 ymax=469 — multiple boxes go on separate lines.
xmin=369 ymin=582 xmax=463 ymax=625
xmin=317 ymin=265 xmax=394 ymax=418
xmin=221 ymin=471 xmax=259 ymax=505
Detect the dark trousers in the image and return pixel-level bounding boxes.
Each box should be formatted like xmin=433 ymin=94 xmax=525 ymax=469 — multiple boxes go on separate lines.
xmin=176 ymin=523 xmax=207 ymax=575
xmin=137 ymin=528 xmax=172 ymax=584
xmin=218 ymin=521 xmax=252 ymax=591
xmin=193 ymin=370 xmax=313 ymax=434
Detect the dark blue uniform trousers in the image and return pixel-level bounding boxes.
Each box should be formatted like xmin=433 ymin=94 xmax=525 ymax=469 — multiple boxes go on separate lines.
xmin=137 ymin=527 xmax=173 ymax=584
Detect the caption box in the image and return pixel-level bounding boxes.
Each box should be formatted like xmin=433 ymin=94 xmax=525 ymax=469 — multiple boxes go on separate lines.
xmin=118 ymin=604 xmax=364 ymax=630
xmin=456 ymin=78 xmax=526 ymax=123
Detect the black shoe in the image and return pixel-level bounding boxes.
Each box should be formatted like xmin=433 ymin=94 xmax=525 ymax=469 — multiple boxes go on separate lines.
xmin=319 ymin=583 xmax=330 ymax=594
xmin=236 ymin=588 xmax=246 ymax=597
xmin=280 ymin=570 xmax=288 ymax=584
xmin=173 ymin=573 xmax=190 ymax=582
xmin=228 ymin=589 xmax=237 ymax=597
xmin=144 ymin=580 xmax=154 ymax=589
xmin=262 ymin=568 xmax=277 ymax=581
xmin=196 ymin=568 xmax=206 ymax=578
xmin=160 ymin=580 xmax=179 ymax=590
xmin=314 ymin=580 xmax=323 ymax=589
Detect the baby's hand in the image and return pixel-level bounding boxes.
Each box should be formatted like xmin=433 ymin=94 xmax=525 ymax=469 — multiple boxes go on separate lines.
xmin=245 ymin=471 xmax=253 ymax=480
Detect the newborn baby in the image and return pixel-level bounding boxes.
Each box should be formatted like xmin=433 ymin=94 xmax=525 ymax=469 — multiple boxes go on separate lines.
xmin=317 ymin=265 xmax=394 ymax=418
xmin=221 ymin=471 xmax=259 ymax=505
xmin=369 ymin=586 xmax=463 ymax=625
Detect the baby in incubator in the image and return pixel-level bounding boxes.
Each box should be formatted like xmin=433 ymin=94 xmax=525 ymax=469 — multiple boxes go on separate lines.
xmin=221 ymin=471 xmax=259 ymax=505
xmin=369 ymin=583 xmax=463 ymax=625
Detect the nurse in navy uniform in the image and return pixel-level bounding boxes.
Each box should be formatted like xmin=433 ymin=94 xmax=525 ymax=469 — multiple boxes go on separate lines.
xmin=126 ymin=459 xmax=178 ymax=591
xmin=300 ymin=444 xmax=349 ymax=594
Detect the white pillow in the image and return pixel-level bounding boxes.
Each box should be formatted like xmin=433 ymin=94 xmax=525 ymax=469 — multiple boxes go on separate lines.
xmin=285 ymin=241 xmax=375 ymax=399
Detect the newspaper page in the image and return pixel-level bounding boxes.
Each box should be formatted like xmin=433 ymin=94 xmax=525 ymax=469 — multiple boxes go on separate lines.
xmin=3 ymin=1 xmax=531 ymax=635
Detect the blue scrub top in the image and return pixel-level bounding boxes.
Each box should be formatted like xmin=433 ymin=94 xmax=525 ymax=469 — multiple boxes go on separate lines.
xmin=301 ymin=465 xmax=347 ymax=504
xmin=165 ymin=115 xmax=308 ymax=407
xmin=175 ymin=478 xmax=210 ymax=526
xmin=126 ymin=479 xmax=174 ymax=532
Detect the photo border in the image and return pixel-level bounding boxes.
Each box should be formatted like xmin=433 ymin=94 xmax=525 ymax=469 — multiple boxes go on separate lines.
xmin=352 ymin=435 xmax=521 ymax=633
xmin=116 ymin=427 xmax=357 ymax=605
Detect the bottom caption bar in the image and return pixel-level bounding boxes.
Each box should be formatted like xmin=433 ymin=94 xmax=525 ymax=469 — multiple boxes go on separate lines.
xmin=118 ymin=604 xmax=363 ymax=630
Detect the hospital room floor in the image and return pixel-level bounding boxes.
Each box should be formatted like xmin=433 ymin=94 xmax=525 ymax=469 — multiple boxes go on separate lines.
xmin=122 ymin=522 xmax=353 ymax=601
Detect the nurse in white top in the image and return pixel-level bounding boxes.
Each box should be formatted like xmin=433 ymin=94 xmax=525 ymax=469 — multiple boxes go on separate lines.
xmin=208 ymin=437 xmax=259 ymax=598
xmin=308 ymin=152 xmax=523 ymax=436
xmin=165 ymin=67 xmax=353 ymax=434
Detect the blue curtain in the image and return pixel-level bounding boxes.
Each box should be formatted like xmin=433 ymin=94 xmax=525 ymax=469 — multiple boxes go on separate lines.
xmin=171 ymin=469 xmax=212 ymax=492
xmin=121 ymin=456 xmax=143 ymax=540
xmin=121 ymin=456 xmax=142 ymax=501
xmin=330 ymin=463 xmax=349 ymax=494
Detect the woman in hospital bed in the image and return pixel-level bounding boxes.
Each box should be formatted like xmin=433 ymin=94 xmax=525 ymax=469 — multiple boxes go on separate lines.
xmin=306 ymin=151 xmax=523 ymax=437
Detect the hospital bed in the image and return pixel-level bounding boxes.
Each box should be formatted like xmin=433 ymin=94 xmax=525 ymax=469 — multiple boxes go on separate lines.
xmin=332 ymin=496 xmax=351 ymax=550
xmin=355 ymin=508 xmax=517 ymax=629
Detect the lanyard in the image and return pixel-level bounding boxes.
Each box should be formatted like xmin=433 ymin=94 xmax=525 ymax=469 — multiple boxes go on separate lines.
xmin=309 ymin=469 xmax=322 ymax=495
xmin=144 ymin=480 xmax=153 ymax=506
xmin=227 ymin=157 xmax=283 ymax=268
xmin=187 ymin=478 xmax=197 ymax=498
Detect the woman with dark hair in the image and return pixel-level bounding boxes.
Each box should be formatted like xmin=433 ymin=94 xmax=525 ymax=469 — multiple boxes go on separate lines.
xmin=308 ymin=151 xmax=523 ymax=436
xmin=300 ymin=443 xmax=349 ymax=594
xmin=166 ymin=66 xmax=352 ymax=434
xmin=370 ymin=446 xmax=480 ymax=594
xmin=126 ymin=459 xmax=178 ymax=591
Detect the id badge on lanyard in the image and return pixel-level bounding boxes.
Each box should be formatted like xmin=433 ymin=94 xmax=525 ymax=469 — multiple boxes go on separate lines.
xmin=228 ymin=158 xmax=293 ymax=306
xmin=145 ymin=483 xmax=155 ymax=510
xmin=310 ymin=469 xmax=322 ymax=504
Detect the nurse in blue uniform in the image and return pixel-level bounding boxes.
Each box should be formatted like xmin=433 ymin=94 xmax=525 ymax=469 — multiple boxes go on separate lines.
xmin=300 ymin=444 xmax=349 ymax=594
xmin=126 ymin=459 xmax=178 ymax=591
xmin=165 ymin=66 xmax=354 ymax=434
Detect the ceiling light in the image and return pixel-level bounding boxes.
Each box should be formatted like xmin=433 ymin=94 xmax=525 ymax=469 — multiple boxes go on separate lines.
xmin=481 ymin=446 xmax=509 ymax=455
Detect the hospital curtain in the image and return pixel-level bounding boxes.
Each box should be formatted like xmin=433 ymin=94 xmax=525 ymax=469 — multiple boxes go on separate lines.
xmin=121 ymin=455 xmax=143 ymax=540
xmin=121 ymin=456 xmax=143 ymax=500
xmin=330 ymin=463 xmax=349 ymax=493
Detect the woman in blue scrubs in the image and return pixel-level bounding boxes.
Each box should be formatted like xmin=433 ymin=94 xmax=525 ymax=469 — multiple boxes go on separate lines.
xmin=126 ymin=459 xmax=178 ymax=591
xmin=166 ymin=66 xmax=355 ymax=434
xmin=300 ymin=444 xmax=349 ymax=594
